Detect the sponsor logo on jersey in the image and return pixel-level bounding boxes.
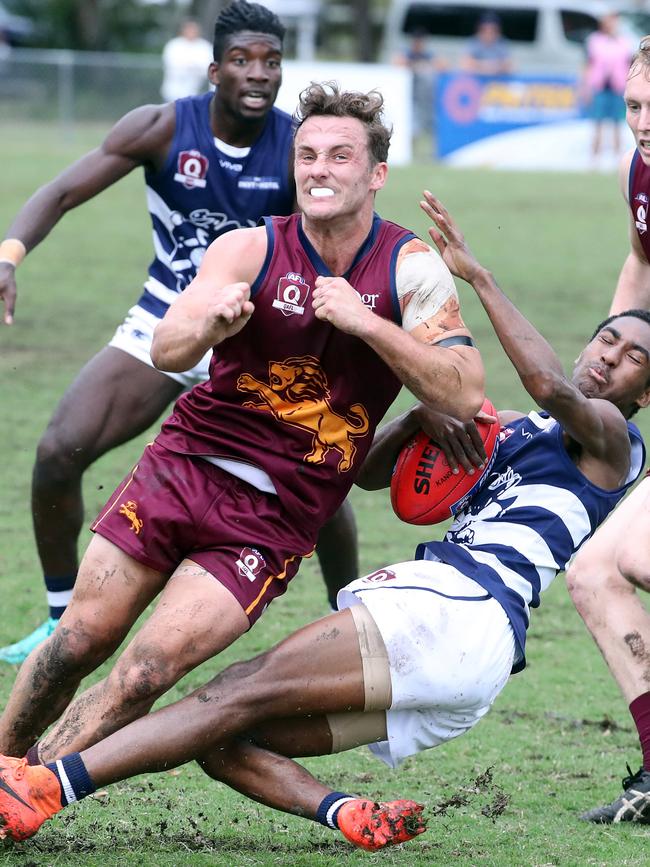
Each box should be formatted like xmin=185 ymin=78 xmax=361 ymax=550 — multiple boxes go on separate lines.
xmin=219 ymin=158 xmax=243 ymax=172
xmin=238 ymin=175 xmax=280 ymax=191
xmin=119 ymin=500 xmax=143 ymax=534
xmin=174 ymin=150 xmax=209 ymax=189
xmin=236 ymin=547 xmax=267 ymax=583
xmin=272 ymin=273 xmax=310 ymax=316
xmin=357 ymin=291 xmax=379 ymax=310
xmin=237 ymin=355 xmax=370 ymax=472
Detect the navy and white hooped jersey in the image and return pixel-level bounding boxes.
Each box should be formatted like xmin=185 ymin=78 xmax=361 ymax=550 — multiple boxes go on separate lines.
xmin=416 ymin=410 xmax=645 ymax=672
xmin=137 ymin=92 xmax=295 ymax=319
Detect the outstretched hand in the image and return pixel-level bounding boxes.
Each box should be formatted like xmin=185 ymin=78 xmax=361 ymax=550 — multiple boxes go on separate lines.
xmin=419 ymin=191 xmax=485 ymax=285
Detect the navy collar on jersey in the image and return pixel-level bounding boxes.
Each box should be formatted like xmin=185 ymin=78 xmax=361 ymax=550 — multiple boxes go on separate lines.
xmin=297 ymin=212 xmax=382 ymax=279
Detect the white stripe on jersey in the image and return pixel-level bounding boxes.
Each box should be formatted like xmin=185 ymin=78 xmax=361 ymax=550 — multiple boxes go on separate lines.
xmin=529 ymin=411 xmax=555 ymax=431
xmin=457 ymin=546 xmax=544 ymax=607
xmin=456 ymin=519 xmax=560 ymax=574
xmin=488 ymin=482 xmax=592 ymax=547
xmin=146 ymin=185 xmax=175 ymax=229
xmin=143 ymin=276 xmax=182 ymax=305
xmin=151 ymin=228 xmax=175 ymax=268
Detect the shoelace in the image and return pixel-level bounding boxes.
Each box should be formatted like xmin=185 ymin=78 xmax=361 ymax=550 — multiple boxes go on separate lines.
xmin=622 ymin=762 xmax=644 ymax=790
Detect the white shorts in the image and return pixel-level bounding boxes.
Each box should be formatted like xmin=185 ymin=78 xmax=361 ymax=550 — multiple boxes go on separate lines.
xmin=337 ymin=561 xmax=516 ymax=768
xmin=109 ymin=303 xmax=212 ymax=388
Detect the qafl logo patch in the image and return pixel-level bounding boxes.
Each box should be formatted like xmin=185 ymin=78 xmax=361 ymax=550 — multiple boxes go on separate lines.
xmin=236 ymin=547 xmax=267 ymax=583
xmin=272 ymin=273 xmax=310 ymax=316
xmin=362 ymin=568 xmax=397 ymax=584
xmin=174 ymin=150 xmax=209 ymax=189
xmin=635 ymin=193 xmax=648 ymax=235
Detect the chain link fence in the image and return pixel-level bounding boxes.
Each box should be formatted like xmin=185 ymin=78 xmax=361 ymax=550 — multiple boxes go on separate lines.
xmin=2 ymin=48 xmax=165 ymax=131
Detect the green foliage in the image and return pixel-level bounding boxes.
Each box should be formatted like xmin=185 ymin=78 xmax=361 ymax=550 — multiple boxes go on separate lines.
xmin=16 ymin=0 xmax=164 ymax=51
xmin=1 ymin=123 xmax=649 ymax=864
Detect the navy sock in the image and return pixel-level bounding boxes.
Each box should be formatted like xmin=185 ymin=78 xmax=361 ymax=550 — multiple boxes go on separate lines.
xmin=315 ymin=791 xmax=355 ymax=829
xmin=44 ymin=574 xmax=76 ymax=619
xmin=45 ymin=753 xmax=96 ymax=807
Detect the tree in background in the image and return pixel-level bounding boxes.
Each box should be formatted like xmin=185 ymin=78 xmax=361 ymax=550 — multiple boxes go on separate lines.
xmin=11 ymin=0 xmax=385 ymax=60
xmin=14 ymin=0 xmax=162 ymax=51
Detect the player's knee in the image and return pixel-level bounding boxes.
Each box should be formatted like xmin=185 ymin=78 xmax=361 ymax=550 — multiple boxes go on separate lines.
xmin=34 ymin=423 xmax=88 ymax=483
xmin=108 ymin=647 xmax=180 ymax=709
xmin=566 ymin=555 xmax=630 ymax=618
xmin=40 ymin=618 xmax=117 ymax=680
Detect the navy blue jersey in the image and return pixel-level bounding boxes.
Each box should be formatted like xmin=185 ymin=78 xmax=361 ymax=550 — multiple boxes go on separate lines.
xmin=417 ymin=411 xmax=645 ymax=672
xmin=137 ymin=92 xmax=295 ymax=318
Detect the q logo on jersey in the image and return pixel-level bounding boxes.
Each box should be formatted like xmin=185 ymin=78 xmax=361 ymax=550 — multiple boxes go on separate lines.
xmin=363 ymin=568 xmax=397 ymax=584
xmin=236 ymin=547 xmax=266 ymax=583
xmin=174 ymin=150 xmax=209 ymax=190
xmin=272 ymin=273 xmax=310 ymax=316
xmin=635 ymin=193 xmax=648 ymax=235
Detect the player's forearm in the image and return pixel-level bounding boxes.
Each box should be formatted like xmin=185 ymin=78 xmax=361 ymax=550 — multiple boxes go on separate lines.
xmin=470 ymin=268 xmax=568 ymax=404
xmin=151 ymin=317 xmax=214 ymax=372
xmin=610 ymin=252 xmax=650 ymax=314
xmin=4 ymin=186 xmax=72 ymax=253
xmin=359 ymin=316 xmax=484 ymax=421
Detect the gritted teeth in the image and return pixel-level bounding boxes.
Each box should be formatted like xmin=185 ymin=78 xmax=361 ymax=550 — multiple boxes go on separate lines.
xmin=310 ymin=187 xmax=335 ymax=197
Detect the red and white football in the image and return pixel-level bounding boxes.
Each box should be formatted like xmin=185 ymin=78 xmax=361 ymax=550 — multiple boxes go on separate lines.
xmin=390 ymin=398 xmax=499 ymax=526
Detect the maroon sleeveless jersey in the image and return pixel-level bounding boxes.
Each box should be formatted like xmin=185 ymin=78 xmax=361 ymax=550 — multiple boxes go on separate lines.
xmin=156 ymin=213 xmax=417 ymax=528
xmin=629 ymin=150 xmax=650 ymax=259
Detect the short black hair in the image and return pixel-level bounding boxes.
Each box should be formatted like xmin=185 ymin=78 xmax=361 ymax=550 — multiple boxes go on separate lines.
xmin=213 ymin=1 xmax=285 ymax=61
xmin=590 ymin=309 xmax=650 ymax=415
xmin=590 ymin=308 xmax=650 ymax=341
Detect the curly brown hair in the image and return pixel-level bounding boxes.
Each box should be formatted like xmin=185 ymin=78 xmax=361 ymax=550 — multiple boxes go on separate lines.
xmin=295 ymin=81 xmax=392 ymax=165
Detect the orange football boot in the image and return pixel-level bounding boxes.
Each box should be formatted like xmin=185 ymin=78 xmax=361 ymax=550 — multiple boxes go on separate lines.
xmin=0 ymin=755 xmax=63 ymax=841
xmin=337 ymin=798 xmax=426 ymax=850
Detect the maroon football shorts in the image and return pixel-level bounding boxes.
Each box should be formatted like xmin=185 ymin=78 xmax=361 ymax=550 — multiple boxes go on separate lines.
xmin=91 ymin=441 xmax=316 ymax=625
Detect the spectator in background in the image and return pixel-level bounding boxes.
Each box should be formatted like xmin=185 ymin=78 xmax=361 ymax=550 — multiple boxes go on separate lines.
xmin=161 ymin=18 xmax=213 ymax=102
xmin=460 ymin=11 xmax=512 ymax=76
xmin=394 ymin=31 xmax=446 ymax=138
xmin=0 ymin=28 xmax=11 ymax=62
xmin=582 ymin=11 xmax=633 ymax=162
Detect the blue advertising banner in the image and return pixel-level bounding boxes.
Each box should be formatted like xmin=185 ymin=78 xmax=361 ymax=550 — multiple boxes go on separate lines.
xmin=436 ymin=71 xmax=582 ymax=160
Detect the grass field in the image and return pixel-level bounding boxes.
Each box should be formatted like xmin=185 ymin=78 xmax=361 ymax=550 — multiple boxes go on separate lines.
xmin=1 ymin=123 xmax=650 ymax=865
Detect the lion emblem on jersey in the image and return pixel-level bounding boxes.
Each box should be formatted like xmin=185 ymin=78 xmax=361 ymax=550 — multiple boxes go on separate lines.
xmin=118 ymin=500 xmax=143 ymax=535
xmin=237 ymin=355 xmax=370 ymax=472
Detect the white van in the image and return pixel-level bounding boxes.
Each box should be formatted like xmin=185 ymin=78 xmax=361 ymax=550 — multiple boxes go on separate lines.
xmin=381 ymin=0 xmax=650 ymax=73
